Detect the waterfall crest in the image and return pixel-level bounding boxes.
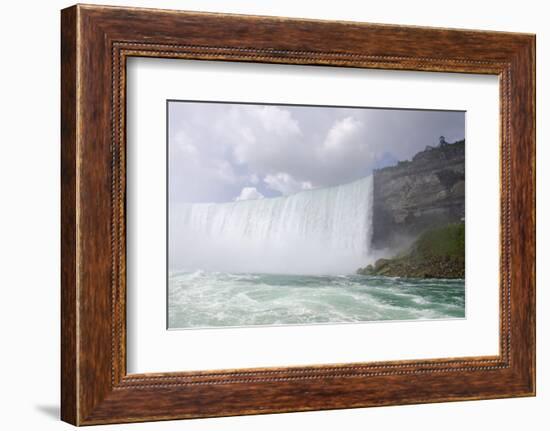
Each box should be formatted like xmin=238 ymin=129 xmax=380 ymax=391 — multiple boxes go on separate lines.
xmin=170 ymin=175 xmax=373 ymax=275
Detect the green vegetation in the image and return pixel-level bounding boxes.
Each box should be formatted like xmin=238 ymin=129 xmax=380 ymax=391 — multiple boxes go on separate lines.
xmin=410 ymin=222 xmax=464 ymax=259
xmin=357 ymin=223 xmax=465 ymax=279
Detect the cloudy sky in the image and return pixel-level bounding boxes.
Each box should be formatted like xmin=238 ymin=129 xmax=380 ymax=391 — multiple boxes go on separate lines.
xmin=168 ymin=101 xmax=464 ymax=204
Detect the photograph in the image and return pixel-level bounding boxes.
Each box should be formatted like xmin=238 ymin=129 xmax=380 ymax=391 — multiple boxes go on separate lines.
xmin=167 ymin=101 xmax=466 ymax=329
xmin=46 ymin=1 xmax=537 ymax=426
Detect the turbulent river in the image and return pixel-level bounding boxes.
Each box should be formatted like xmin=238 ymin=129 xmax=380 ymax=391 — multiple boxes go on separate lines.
xmin=168 ymin=175 xmax=465 ymax=329
xmin=168 ymin=271 xmax=465 ymax=329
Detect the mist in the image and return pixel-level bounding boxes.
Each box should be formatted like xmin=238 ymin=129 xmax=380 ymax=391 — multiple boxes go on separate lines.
xmin=169 ymin=176 xmax=373 ymax=275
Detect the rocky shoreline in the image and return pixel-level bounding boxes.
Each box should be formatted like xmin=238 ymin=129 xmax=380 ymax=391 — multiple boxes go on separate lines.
xmin=357 ymin=223 xmax=465 ymax=279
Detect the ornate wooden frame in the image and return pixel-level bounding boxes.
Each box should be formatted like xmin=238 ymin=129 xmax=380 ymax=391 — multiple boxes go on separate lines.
xmin=61 ymin=4 xmax=535 ymax=426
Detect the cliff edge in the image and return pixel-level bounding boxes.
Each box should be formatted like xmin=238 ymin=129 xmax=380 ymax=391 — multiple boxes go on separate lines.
xmin=371 ymin=139 xmax=465 ymax=250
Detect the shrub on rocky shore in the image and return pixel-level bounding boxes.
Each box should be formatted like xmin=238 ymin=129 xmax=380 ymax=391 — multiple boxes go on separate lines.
xmin=357 ymin=223 xmax=465 ymax=279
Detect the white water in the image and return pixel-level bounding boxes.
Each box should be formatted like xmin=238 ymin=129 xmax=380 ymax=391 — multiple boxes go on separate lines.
xmin=168 ymin=271 xmax=465 ymax=329
xmin=170 ymin=176 xmax=373 ymax=274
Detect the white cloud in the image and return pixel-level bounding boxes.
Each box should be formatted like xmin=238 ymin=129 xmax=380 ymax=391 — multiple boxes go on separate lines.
xmin=169 ymin=102 xmax=465 ymax=203
xmin=169 ymin=120 xmax=242 ymax=203
xmin=251 ymin=106 xmax=301 ymax=134
xmin=264 ymin=172 xmax=313 ymax=196
xmin=312 ymin=116 xmax=378 ymax=185
xmin=173 ymin=130 xmax=200 ymax=159
xmin=225 ymin=106 xmax=305 ymax=173
xmin=321 ymin=117 xmax=366 ymax=155
xmin=235 ymin=187 xmax=265 ymax=201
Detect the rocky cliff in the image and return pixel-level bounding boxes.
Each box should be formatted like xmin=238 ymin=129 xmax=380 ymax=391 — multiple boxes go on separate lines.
xmin=371 ymin=139 xmax=465 ymax=250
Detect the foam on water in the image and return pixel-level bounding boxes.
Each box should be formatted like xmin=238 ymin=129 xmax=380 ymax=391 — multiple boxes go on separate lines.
xmin=168 ymin=271 xmax=465 ymax=329
xmin=168 ymin=175 xmax=465 ymax=328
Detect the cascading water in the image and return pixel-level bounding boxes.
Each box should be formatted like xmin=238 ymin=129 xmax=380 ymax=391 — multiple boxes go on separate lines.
xmin=167 ymin=174 xmax=466 ymax=328
xmin=169 ymin=175 xmax=373 ymax=275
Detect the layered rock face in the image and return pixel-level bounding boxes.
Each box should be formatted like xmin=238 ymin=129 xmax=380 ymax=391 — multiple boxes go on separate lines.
xmin=371 ymin=140 xmax=465 ymax=250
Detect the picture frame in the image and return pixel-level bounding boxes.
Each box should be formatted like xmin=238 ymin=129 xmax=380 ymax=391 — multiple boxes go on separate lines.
xmin=60 ymin=4 xmax=535 ymax=425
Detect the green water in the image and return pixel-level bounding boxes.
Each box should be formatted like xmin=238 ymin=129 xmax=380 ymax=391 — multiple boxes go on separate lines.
xmin=168 ymin=271 xmax=465 ymax=329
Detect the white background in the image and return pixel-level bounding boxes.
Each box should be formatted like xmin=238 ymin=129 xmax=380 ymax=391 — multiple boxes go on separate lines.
xmin=0 ymin=0 xmax=547 ymax=430
xmin=127 ymin=59 xmax=500 ymax=373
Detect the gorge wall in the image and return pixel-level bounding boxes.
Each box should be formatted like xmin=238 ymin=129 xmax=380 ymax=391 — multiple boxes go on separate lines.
xmin=371 ymin=140 xmax=465 ymax=250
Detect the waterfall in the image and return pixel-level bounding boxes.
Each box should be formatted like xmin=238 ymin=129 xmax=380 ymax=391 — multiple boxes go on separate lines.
xmin=170 ymin=175 xmax=373 ymax=275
